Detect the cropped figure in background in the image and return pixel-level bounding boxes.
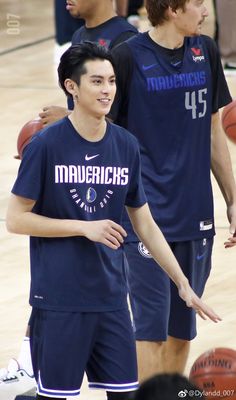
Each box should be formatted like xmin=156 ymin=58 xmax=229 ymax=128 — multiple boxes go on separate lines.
xmin=110 ymin=0 xmax=236 ymax=382
xmin=215 ymin=0 xmax=236 ymax=73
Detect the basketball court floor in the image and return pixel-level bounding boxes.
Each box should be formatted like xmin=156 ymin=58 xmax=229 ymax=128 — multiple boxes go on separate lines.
xmin=0 ymin=1 xmax=235 ymax=399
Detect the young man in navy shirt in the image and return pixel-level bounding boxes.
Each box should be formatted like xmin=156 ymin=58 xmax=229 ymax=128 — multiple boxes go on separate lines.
xmin=109 ymin=0 xmax=236 ymax=381
xmin=0 ymin=2 xmax=137 ymax=396
xmin=6 ymin=43 xmax=219 ymax=400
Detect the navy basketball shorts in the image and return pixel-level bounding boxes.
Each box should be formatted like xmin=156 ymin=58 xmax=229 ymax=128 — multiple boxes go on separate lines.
xmin=125 ymin=238 xmax=213 ymax=341
xmin=30 ymin=308 xmax=138 ymax=398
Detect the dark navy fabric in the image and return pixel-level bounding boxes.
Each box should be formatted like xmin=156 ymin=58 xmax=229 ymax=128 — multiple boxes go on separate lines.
xmin=125 ymin=238 xmax=213 ymax=340
xmin=12 ymin=118 xmax=146 ymax=312
xmin=30 ymin=308 xmax=138 ymax=397
xmin=111 ymin=33 xmax=232 ymax=242
xmin=71 ymin=16 xmax=137 ymax=49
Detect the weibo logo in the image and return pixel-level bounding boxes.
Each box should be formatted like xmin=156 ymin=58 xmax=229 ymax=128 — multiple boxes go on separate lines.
xmin=191 ymin=47 xmax=205 ymax=62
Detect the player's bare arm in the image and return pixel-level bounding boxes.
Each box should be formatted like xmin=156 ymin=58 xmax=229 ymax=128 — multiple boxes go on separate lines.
xmin=126 ymin=203 xmax=221 ymax=323
xmin=6 ymin=194 xmax=126 ymax=249
xmin=211 ymin=111 xmax=236 ymax=237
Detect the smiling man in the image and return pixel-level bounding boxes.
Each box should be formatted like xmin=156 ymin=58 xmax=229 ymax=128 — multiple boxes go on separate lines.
xmin=6 ymin=42 xmax=220 ymax=400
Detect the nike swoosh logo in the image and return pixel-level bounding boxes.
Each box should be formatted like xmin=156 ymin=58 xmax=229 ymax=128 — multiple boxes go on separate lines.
xmin=142 ymin=63 xmax=158 ymax=71
xmin=196 ymin=251 xmax=207 ymax=261
xmin=171 ymin=61 xmax=182 ymax=67
xmin=85 ymin=154 xmax=99 ymax=161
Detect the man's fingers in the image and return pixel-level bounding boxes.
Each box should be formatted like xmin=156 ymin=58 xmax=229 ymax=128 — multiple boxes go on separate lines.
xmin=103 ymin=238 xmax=120 ymax=250
xmin=193 ymin=301 xmax=222 ymax=323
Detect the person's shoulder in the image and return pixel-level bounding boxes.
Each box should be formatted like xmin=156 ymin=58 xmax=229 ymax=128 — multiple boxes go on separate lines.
xmin=109 ymin=16 xmax=138 ymax=33
xmin=35 ymin=118 xmax=68 ymax=144
xmin=71 ymin=26 xmax=85 ymax=45
xmin=108 ymin=121 xmax=139 ymax=147
xmin=200 ymin=34 xmax=218 ymax=50
xmin=189 ymin=34 xmax=218 ymax=53
xmin=112 ymin=32 xmax=143 ymax=54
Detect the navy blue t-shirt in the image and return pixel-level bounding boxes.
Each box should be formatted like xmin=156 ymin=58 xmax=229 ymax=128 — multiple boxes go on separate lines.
xmin=12 ymin=118 xmax=146 ymax=312
xmin=111 ymin=33 xmax=232 ymax=242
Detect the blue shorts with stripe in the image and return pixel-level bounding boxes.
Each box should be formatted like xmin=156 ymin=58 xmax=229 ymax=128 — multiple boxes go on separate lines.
xmin=125 ymin=238 xmax=213 ymax=341
xmin=30 ymin=308 xmax=138 ymax=398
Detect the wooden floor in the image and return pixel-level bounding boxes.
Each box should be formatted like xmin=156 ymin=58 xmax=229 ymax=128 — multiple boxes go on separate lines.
xmin=0 ymin=1 xmax=235 ymax=399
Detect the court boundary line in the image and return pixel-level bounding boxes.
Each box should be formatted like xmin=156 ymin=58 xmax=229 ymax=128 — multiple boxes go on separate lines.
xmin=0 ymin=35 xmax=54 ymax=57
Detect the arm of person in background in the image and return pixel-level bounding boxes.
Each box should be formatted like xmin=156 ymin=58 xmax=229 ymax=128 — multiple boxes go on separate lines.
xmin=126 ymin=203 xmax=221 ymax=323
xmin=39 ymin=105 xmax=71 ymax=126
xmin=6 ymin=194 xmax=126 ymax=250
xmin=210 ymin=111 xmax=236 ymax=247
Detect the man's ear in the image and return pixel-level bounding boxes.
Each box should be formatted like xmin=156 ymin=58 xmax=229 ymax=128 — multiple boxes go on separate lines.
xmin=64 ymin=78 xmax=78 ymax=96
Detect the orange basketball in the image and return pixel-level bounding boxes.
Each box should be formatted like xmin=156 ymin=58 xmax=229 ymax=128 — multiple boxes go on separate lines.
xmin=222 ymin=100 xmax=236 ymax=143
xmin=189 ymin=347 xmax=236 ymax=399
xmin=16 ymin=117 xmax=43 ymax=159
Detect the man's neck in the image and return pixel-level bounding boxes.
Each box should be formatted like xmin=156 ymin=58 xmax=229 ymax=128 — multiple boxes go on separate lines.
xmin=149 ymin=26 xmax=184 ymax=49
xmin=85 ymin=8 xmax=116 ymax=28
xmin=69 ymin=111 xmax=107 ymax=143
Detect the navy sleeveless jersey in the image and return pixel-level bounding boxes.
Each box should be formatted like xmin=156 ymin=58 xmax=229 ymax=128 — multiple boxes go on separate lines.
xmin=12 ymin=118 xmax=146 ymax=312
xmin=71 ymin=16 xmax=137 ymax=49
xmin=111 ymin=33 xmax=232 ymax=242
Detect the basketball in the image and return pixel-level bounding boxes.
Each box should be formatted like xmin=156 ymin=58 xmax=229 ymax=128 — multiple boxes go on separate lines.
xmin=16 ymin=117 xmax=43 ymax=159
xmin=189 ymin=347 xmax=236 ymax=399
xmin=222 ymin=100 xmax=236 ymax=143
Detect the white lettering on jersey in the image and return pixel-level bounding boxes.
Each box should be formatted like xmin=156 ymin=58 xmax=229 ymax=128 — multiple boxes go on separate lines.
xmin=55 ymin=165 xmax=129 ymax=186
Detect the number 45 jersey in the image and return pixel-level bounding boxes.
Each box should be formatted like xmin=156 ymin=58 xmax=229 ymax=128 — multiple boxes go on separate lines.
xmin=111 ymin=33 xmax=232 ymax=242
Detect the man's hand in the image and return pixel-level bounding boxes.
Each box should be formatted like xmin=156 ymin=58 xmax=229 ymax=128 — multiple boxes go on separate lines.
xmin=82 ymin=220 xmax=127 ymax=249
xmin=177 ymin=280 xmax=222 ymax=323
xmin=39 ymin=106 xmax=70 ymax=126
xmin=224 ymin=234 xmax=236 ymax=248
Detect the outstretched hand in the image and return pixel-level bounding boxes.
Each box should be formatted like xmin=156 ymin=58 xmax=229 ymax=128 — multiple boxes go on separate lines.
xmin=82 ymin=219 xmax=127 ymax=250
xmin=39 ymin=106 xmax=70 ymax=126
xmin=178 ymin=281 xmax=222 ymax=323
xmin=224 ymin=234 xmax=236 ymax=248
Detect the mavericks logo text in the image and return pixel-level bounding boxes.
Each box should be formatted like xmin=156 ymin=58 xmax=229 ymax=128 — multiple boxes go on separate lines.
xmin=55 ymin=164 xmax=129 ymax=185
xmin=55 ymin=164 xmax=129 ymax=214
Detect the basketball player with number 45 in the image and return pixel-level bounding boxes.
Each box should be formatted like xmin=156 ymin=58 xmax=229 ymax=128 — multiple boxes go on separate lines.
xmin=109 ymin=0 xmax=236 ymax=384
xmin=6 ymin=42 xmax=221 ymax=400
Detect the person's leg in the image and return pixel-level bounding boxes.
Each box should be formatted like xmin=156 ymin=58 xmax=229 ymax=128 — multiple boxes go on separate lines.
xmin=125 ymin=242 xmax=170 ymax=382
xmin=86 ymin=309 xmax=138 ymax=395
xmin=0 ymin=323 xmax=32 ymax=379
xmin=215 ymin=0 xmax=236 ymax=65
xmin=162 ymin=336 xmax=190 ymax=373
xmin=135 ymin=340 xmax=164 ymax=381
xmin=164 ymin=239 xmax=213 ymax=373
xmin=0 ymin=317 xmax=36 ymax=399
xmin=30 ymin=309 xmax=92 ymax=399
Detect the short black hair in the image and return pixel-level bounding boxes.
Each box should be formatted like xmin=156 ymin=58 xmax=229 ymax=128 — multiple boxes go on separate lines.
xmin=58 ymin=41 xmax=116 ymax=98
xmin=134 ymin=373 xmax=205 ymax=400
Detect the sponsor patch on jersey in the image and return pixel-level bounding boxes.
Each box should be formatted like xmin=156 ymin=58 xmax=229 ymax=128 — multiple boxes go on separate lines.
xmin=199 ymin=220 xmax=213 ymax=231
xmin=137 ymin=242 xmax=152 ymax=258
xmin=97 ymin=38 xmax=111 ymax=48
xmin=191 ymin=47 xmax=205 ymax=63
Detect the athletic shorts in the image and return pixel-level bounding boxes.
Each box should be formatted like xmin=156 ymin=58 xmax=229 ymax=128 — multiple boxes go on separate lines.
xmin=30 ymin=308 xmax=138 ymax=398
xmin=125 ymin=238 xmax=213 ymax=341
